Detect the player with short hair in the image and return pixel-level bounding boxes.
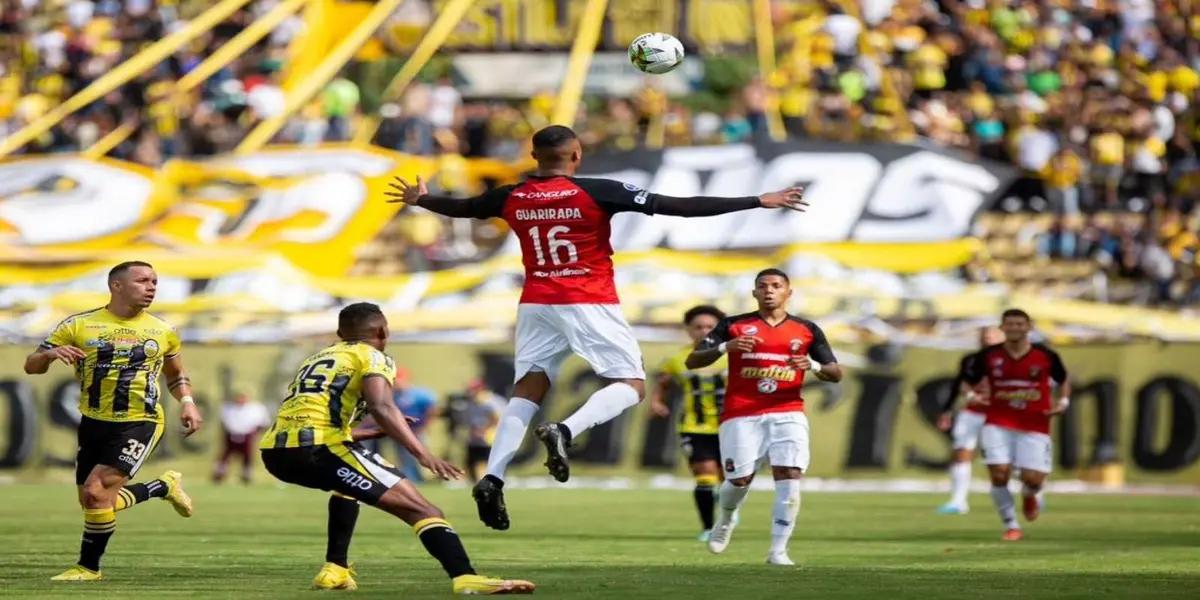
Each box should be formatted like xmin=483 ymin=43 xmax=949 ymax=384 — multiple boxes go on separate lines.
xmin=24 ymin=261 xmax=201 ymax=581
xmin=935 ymin=326 xmax=1005 ymax=515
xmin=963 ymin=309 xmax=1071 ymax=541
xmin=686 ymin=269 xmax=842 ymax=566
xmin=387 ymin=124 xmax=808 ymax=531
xmin=650 ymin=305 xmax=731 ymax=542
xmin=259 ymin=302 xmax=534 ymax=594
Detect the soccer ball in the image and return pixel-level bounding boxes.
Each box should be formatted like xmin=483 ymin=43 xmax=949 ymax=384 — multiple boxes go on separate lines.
xmin=628 ymin=32 xmax=685 ymax=74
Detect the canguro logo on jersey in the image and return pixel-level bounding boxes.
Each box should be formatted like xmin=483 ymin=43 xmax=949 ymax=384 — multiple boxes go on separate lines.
xmin=511 ymin=189 xmax=579 ymax=200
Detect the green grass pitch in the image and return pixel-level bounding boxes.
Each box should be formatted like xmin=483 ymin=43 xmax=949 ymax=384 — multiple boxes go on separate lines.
xmin=1 ymin=482 xmax=1196 ymax=598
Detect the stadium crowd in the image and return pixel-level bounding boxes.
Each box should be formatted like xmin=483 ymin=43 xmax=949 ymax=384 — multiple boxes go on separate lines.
xmin=1 ymin=0 xmax=1196 ymax=304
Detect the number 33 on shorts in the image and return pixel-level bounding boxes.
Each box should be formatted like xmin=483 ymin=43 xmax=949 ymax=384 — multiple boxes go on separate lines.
xmin=122 ymin=438 xmax=148 ymax=460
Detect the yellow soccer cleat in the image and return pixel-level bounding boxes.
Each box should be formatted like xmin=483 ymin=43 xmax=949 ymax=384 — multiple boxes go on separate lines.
xmin=312 ymin=562 xmax=358 ymax=591
xmin=50 ymin=565 xmax=102 ymax=581
xmin=160 ymin=470 xmax=193 ymax=518
xmin=452 ymin=574 xmax=535 ymax=595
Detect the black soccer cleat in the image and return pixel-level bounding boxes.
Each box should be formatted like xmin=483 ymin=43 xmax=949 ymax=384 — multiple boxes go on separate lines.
xmin=472 ymin=475 xmax=510 ymax=531
xmin=535 ymin=422 xmax=571 ymax=483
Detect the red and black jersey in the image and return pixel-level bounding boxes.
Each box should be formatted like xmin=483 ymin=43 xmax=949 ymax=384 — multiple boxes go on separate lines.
xmin=964 ymin=343 xmax=1068 ymax=434
xmin=414 ymin=176 xmax=758 ymax=305
xmin=699 ymin=312 xmax=837 ymax=421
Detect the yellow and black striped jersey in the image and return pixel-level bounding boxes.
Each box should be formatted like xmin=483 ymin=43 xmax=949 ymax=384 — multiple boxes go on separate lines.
xmin=659 ymin=346 xmax=726 ymax=435
xmin=40 ymin=307 xmax=181 ymax=424
xmin=261 ymin=341 xmax=397 ymax=449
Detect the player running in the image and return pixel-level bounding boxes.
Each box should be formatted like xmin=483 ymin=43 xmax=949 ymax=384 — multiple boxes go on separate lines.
xmin=259 ymin=302 xmax=534 ymax=594
xmin=24 ymin=261 xmax=201 ymax=582
xmin=649 ymin=305 xmax=731 ymax=542
xmin=386 ymin=124 xmax=807 ymax=531
xmin=935 ymin=326 xmax=1005 ymax=515
xmin=962 ymin=309 xmax=1071 ymax=541
xmin=686 ymin=269 xmax=842 ymax=565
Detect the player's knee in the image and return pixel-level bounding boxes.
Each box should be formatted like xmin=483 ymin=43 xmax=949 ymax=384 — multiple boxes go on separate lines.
xmin=772 ymin=466 xmax=803 ymax=480
xmin=729 ymin=475 xmax=754 ymax=487
xmin=988 ymin=471 xmax=1010 ymax=486
xmin=80 ymin=483 xmax=110 ymax=509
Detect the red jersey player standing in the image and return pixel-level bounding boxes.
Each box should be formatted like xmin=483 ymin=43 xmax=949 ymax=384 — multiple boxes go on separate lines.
xmin=386 ymin=125 xmax=807 ymax=531
xmin=963 ymin=309 xmax=1071 ymax=541
xmin=686 ymin=269 xmax=842 ymax=566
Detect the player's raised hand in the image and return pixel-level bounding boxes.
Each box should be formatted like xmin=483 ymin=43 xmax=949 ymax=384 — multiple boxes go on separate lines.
xmin=420 ymin=454 xmax=464 ymax=481
xmin=728 ymin=335 xmax=760 ymax=353
xmin=47 ymin=345 xmax=86 ymax=365
xmin=180 ymin=401 xmax=203 ymax=437
xmin=384 ymin=175 xmax=428 ymax=204
xmin=758 ymin=186 xmax=808 ymax=212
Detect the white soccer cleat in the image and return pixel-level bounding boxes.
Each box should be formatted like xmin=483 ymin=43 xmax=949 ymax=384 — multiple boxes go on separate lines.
xmin=707 ymin=517 xmax=736 ymax=554
xmin=766 ymin=552 xmax=795 ymax=566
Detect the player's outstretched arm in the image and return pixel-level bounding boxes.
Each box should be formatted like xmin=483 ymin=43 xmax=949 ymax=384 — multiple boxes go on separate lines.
xmin=23 ymin=345 xmax=85 ymax=374
xmin=651 ymin=186 xmax=808 ymax=217
xmin=362 ymin=375 xmax=463 ymax=480
xmin=163 ymin=354 xmax=203 ymax=436
xmin=384 ymin=175 xmax=508 ymax=219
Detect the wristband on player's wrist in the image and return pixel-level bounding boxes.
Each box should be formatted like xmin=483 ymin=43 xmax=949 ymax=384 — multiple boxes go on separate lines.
xmin=1057 ymin=397 xmax=1070 ymax=409
xmin=809 ymin=362 xmax=822 ymax=374
xmin=717 ymin=342 xmax=728 ymax=354
xmin=179 ymin=395 xmax=195 ymax=405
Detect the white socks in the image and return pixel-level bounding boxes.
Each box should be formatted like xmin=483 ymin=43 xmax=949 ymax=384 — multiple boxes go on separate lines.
xmin=484 ymin=397 xmax=540 ymax=481
xmin=562 ymin=382 xmax=640 ymax=440
xmin=949 ymin=461 xmax=972 ymax=507
xmin=769 ymin=479 xmax=802 ymax=556
xmin=717 ymin=480 xmax=751 ymax=522
xmin=990 ymin=485 xmax=1019 ymax=529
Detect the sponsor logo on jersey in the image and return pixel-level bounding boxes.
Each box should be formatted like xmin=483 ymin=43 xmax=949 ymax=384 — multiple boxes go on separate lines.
xmin=744 ymin=326 xmax=759 ymax=335
xmin=994 ymin=389 xmax=1042 ymax=402
xmin=514 ymin=207 xmax=584 ymax=220
xmin=741 ymin=352 xmax=791 ymax=361
xmin=1029 ymin=366 xmax=1042 ymax=378
xmin=118 ymin=454 xmax=137 ymax=466
xmin=532 ymin=267 xmax=591 ymax=277
xmin=85 ymin=339 xmax=105 ymax=347
xmin=143 ymin=339 xmax=160 ymax=357
xmin=740 ymin=366 xmax=796 ymax=381
xmin=757 ymin=378 xmax=779 ymax=394
xmin=337 ymin=467 xmax=375 ymax=491
xmin=512 ymin=189 xmax=579 ymax=200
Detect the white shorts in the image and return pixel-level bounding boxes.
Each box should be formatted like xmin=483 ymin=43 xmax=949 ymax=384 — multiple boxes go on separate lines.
xmin=951 ymin=409 xmax=987 ymax=451
xmin=718 ymin=412 xmax=810 ymax=479
xmin=513 ymin=303 xmax=645 ymax=383
xmin=980 ymin=424 xmax=1053 ymax=474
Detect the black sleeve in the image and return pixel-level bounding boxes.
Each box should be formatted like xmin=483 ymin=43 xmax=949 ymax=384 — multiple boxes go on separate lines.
xmin=962 ymin=349 xmax=986 ymax=385
xmin=415 ymin=185 xmax=512 ymax=219
xmin=804 ymin=321 xmax=838 ymax=364
xmin=1045 ymin=347 xmax=1068 ymax=384
xmin=573 ymin=177 xmax=760 ymax=217
xmin=696 ymin=318 xmax=733 ymax=350
xmin=942 ymin=354 xmax=975 ymax=412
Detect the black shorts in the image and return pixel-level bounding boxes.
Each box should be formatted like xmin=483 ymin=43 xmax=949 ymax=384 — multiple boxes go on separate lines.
xmin=466 ymin=444 xmax=490 ymax=465
xmin=76 ymin=416 xmax=165 ymax=485
xmin=680 ymin=433 xmax=720 ymax=464
xmin=261 ymin=442 xmax=405 ymax=505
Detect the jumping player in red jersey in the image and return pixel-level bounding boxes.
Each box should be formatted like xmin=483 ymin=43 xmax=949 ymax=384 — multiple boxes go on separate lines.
xmin=963 ymin=309 xmax=1071 ymax=541
xmin=386 ymin=125 xmax=807 ymax=531
xmin=685 ymin=268 xmax=842 ymax=566
xmin=935 ymin=326 xmax=1005 ymax=515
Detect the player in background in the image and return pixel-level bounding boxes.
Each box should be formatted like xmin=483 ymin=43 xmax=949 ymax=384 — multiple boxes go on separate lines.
xmin=686 ymin=269 xmax=842 ymax=566
xmin=387 ymin=125 xmax=808 ymax=531
xmin=935 ymin=326 xmax=1005 ymax=515
xmin=24 ymin=261 xmax=201 ymax=581
xmin=259 ymin=303 xmax=534 ymax=594
xmin=650 ymin=305 xmax=732 ymax=542
xmin=963 ymin=309 xmax=1071 ymax=541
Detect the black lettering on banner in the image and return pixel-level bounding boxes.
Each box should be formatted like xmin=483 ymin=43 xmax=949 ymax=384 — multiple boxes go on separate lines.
xmin=1057 ymin=378 xmax=1120 ymax=469
xmin=0 ymin=380 xmax=36 ymax=468
xmin=845 ymin=374 xmax=904 ymax=468
xmin=641 ymin=389 xmax=679 ymax=469
xmin=905 ymin=377 xmax=957 ymax=470
xmin=1134 ymin=377 xmax=1200 ymax=471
